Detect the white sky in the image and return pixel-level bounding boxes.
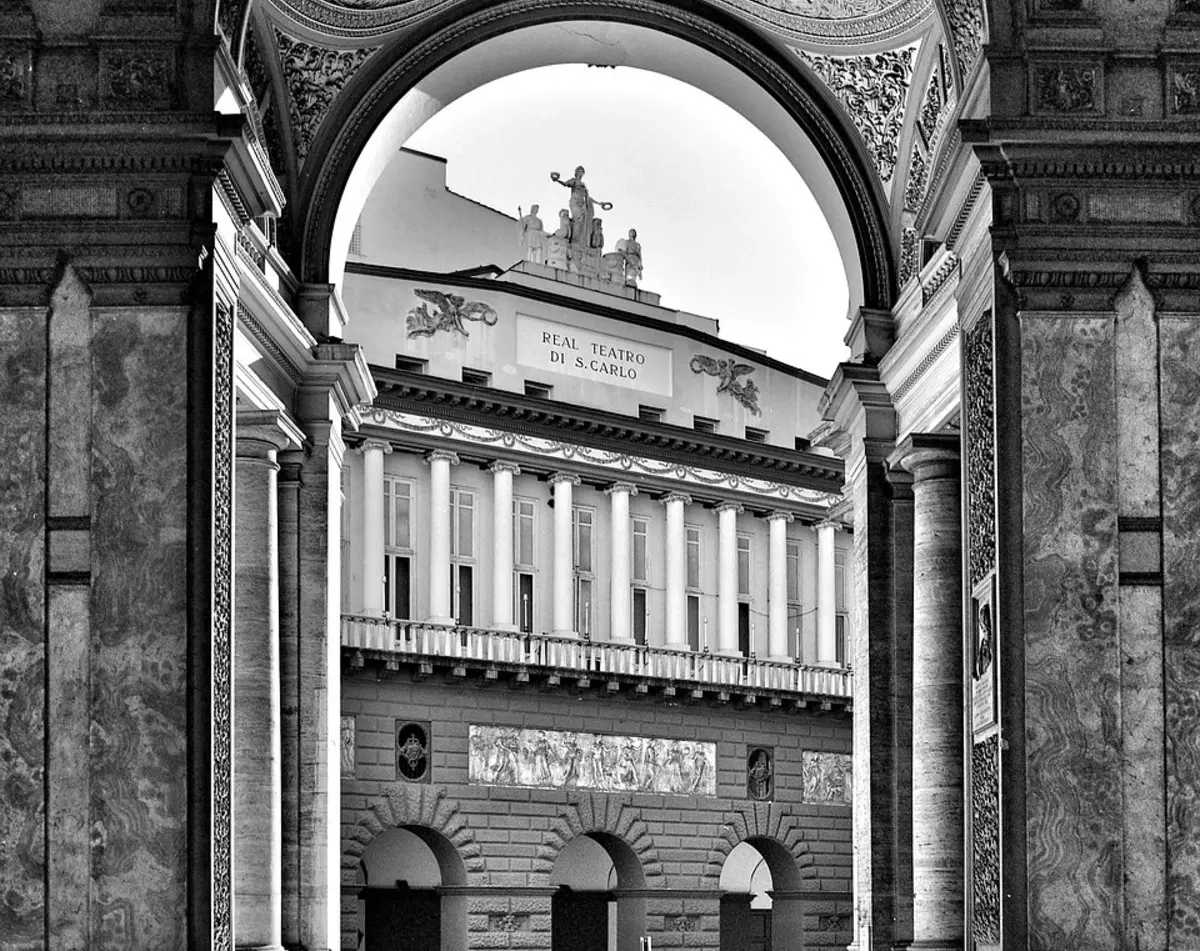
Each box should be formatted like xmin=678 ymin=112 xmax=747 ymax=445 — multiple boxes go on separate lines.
xmin=405 ymin=64 xmax=851 ymax=378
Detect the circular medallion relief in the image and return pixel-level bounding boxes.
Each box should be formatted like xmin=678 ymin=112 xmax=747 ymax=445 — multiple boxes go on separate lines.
xmin=395 ymin=721 xmax=431 ymax=782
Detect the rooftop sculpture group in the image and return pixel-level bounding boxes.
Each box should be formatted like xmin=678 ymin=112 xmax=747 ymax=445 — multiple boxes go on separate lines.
xmin=518 ymin=165 xmax=644 ymax=288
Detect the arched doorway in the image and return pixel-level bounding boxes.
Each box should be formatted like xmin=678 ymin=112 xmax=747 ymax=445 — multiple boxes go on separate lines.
xmin=357 ymin=825 xmax=468 ymax=951
xmin=718 ymin=837 xmax=804 ymax=951
xmin=550 ymin=832 xmax=646 ymax=951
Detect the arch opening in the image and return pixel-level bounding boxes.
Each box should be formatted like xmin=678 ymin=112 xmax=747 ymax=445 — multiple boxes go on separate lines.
xmin=719 ymin=837 xmax=805 ymax=951
xmin=356 ymin=825 xmax=468 ymax=951
xmin=300 ymin=3 xmax=896 ymax=326
xmin=550 ymin=832 xmax=646 ymax=951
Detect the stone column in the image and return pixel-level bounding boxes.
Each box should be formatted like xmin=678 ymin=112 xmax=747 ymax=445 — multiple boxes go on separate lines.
xmin=426 ymin=450 xmax=458 ymax=625
xmin=234 ymin=414 xmax=295 ymax=951
xmin=662 ymin=492 xmax=691 ymax=648
xmin=490 ymin=461 xmax=520 ymax=631
xmin=606 ymin=482 xmax=638 ymax=642
xmin=816 ymin=519 xmax=840 ymax=666
xmin=891 ymin=433 xmax=963 ymax=951
xmin=767 ymin=511 xmax=794 ymax=660
xmin=360 ymin=438 xmax=392 ymax=615
xmin=716 ymin=501 xmax=743 ymax=655
xmin=550 ymin=472 xmax=580 ymax=636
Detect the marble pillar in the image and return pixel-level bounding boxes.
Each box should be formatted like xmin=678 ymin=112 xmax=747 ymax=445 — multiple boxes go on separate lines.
xmin=606 ymin=482 xmax=638 ymax=642
xmin=767 ymin=511 xmax=794 ymax=660
xmin=817 ymin=520 xmax=839 ymax=666
xmin=426 ymin=450 xmax=458 ymax=626
xmin=892 ymin=434 xmax=963 ymax=951
xmin=490 ymin=461 xmax=520 ymax=631
xmin=234 ymin=413 xmax=295 ymax=951
xmin=663 ymin=492 xmax=691 ymax=648
xmin=716 ymin=502 xmax=743 ymax=655
xmin=359 ymin=439 xmax=391 ymax=616
xmin=550 ymin=472 xmax=580 ymax=636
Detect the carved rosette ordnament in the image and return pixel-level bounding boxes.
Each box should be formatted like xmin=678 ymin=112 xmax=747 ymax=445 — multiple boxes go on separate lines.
xmin=795 ymin=45 xmax=915 ymax=183
xmin=964 ymin=314 xmax=996 ymax=589
xmin=972 ymin=734 xmax=1001 ymax=943
xmin=405 ymin=288 xmax=499 ymax=339
xmin=689 ymin=354 xmax=763 ymax=415
xmin=276 ymin=31 xmax=377 ymax=162
xmin=212 ymin=300 xmax=235 ymax=951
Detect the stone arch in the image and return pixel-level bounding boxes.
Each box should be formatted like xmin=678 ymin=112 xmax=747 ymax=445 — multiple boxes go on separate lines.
xmin=532 ymin=791 xmax=666 ymax=886
xmin=294 ymin=0 xmax=897 ymax=326
xmin=701 ymin=801 xmax=818 ymax=887
xmin=341 ymin=784 xmax=486 ymax=887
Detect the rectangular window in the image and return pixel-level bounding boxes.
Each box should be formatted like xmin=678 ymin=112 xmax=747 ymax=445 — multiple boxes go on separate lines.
xmin=452 ymin=563 xmax=474 ymax=627
xmin=638 ymin=405 xmax=665 ymax=422
xmin=836 ymin=613 xmax=848 ymax=666
xmin=461 ymin=367 xmax=491 ymax=386
xmin=575 ymin=577 xmax=593 ymax=636
xmin=524 ymin=380 xmax=553 ymax=399
xmin=737 ymin=534 xmax=751 ymax=597
xmin=384 ymin=477 xmax=412 ymax=550
xmin=835 ymin=549 xmax=847 ymax=612
xmin=572 ymin=507 xmax=594 ymax=573
xmin=450 ymin=488 xmax=474 ymax=558
xmin=693 ymin=415 xmax=719 ymax=434
xmin=516 ymin=572 xmax=535 ymax=633
xmin=744 ymin=426 xmax=769 ymax=443
xmin=687 ymin=594 xmax=701 ymax=652
xmin=384 ymin=554 xmax=412 ymax=620
xmin=573 ymin=507 xmax=595 ymax=635
xmin=786 ymin=540 xmax=802 ymax=659
xmin=395 ymin=355 xmax=427 ymax=374
xmin=632 ymin=517 xmax=648 ymax=583
xmin=738 ymin=602 xmax=751 ymax=656
xmin=686 ymin=526 xmax=701 ymax=590
xmin=632 ymin=588 xmax=648 ymax=646
xmin=514 ymin=498 xmax=536 ymax=568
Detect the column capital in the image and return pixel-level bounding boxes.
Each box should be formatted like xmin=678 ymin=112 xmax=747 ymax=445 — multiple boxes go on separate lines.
xmin=766 ymin=510 xmax=795 ymax=524
xmin=815 ymin=518 xmax=843 ymax=532
xmin=489 ymin=460 xmax=521 ymax=476
xmin=549 ymin=471 xmax=581 ymax=487
xmin=425 ymin=449 xmax=460 ymax=466
xmin=715 ymin=501 xmax=744 ymax=515
xmin=888 ymin=432 xmax=961 ymax=482
xmin=604 ymin=481 xmax=639 ymax=497
xmin=661 ymin=491 xmax=693 ymax=506
xmin=237 ymin=409 xmax=303 ymax=460
xmin=360 ymin=438 xmax=393 ymax=455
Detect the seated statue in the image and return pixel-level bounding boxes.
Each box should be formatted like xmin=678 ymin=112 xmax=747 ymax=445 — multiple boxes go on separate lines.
xmin=553 ymin=208 xmax=571 ymax=239
xmin=517 ymin=204 xmax=546 ymax=265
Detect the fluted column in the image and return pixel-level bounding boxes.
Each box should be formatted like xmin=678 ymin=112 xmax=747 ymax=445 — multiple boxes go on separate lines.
xmin=360 ymin=438 xmax=392 ymax=615
xmin=816 ymin=519 xmax=840 ymax=666
xmin=606 ymin=482 xmax=638 ymax=642
xmin=662 ymin=491 xmax=691 ymax=648
xmin=490 ymin=461 xmax=520 ymax=631
xmin=767 ymin=511 xmax=794 ymax=660
xmin=426 ymin=450 xmax=458 ymax=625
xmin=550 ymin=472 xmax=580 ymax=636
xmin=234 ymin=413 xmax=296 ymax=951
xmin=716 ymin=501 xmax=743 ymax=655
xmin=891 ymin=433 xmax=963 ymax=951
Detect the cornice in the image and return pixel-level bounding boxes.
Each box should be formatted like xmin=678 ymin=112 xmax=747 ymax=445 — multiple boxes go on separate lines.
xmin=345 ymin=261 xmax=831 ymax=386
xmin=368 ymin=366 xmax=845 ymax=490
xmin=891 ymin=323 xmax=959 ymax=401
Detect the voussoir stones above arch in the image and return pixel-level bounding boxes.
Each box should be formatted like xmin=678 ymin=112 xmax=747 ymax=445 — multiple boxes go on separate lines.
xmin=342 ymin=784 xmax=486 ymax=885
xmin=532 ymin=791 xmax=665 ymax=885
xmin=701 ymin=801 xmax=818 ymax=885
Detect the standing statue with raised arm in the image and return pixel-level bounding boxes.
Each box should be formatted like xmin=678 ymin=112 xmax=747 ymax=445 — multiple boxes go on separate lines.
xmin=550 ymin=165 xmax=612 ymax=245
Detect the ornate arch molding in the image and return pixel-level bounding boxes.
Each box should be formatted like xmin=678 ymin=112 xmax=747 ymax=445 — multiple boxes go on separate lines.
xmin=342 ymin=784 xmax=487 ymax=885
xmin=532 ymin=791 xmax=667 ymax=884
xmin=295 ymin=0 xmax=897 ymax=314
xmin=701 ymin=801 xmax=819 ymax=885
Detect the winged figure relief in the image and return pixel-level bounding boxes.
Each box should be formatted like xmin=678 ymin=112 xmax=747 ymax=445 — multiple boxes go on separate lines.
xmin=689 ymin=354 xmax=763 ymax=416
xmin=405 ymin=288 xmax=500 ymax=339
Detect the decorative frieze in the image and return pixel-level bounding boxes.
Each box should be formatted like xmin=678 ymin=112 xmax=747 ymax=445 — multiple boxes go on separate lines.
xmin=1033 ymin=64 xmax=1101 ymax=114
xmin=963 ymin=314 xmax=995 ymax=590
xmin=971 ymin=734 xmax=1001 ymax=943
xmin=101 ymin=50 xmax=173 ymax=107
xmin=904 ymin=145 xmax=929 ymax=212
xmin=917 ymin=59 xmax=947 ymax=145
xmin=800 ymin=750 xmax=853 ymax=805
xmin=405 ymin=288 xmax=499 ymax=339
xmin=689 ymin=354 xmax=762 ymax=415
xmin=794 ymin=45 xmax=916 ymax=183
xmin=276 ymin=31 xmax=377 ymax=161
xmin=899 ymin=226 xmax=919 ymax=286
xmin=468 ymin=724 xmax=717 ymax=796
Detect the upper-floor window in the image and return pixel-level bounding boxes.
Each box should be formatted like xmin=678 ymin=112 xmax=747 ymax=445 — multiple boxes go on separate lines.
xmin=786 ymin=539 xmax=802 ymax=657
xmin=737 ymin=534 xmax=751 ymax=598
xmin=639 ymin=405 xmax=665 ymax=422
xmin=462 ymin=367 xmax=492 ymax=386
xmin=450 ymin=488 xmax=474 ymax=558
xmin=693 ymin=416 xmax=719 ymax=434
xmin=632 ymin=517 xmax=649 ymax=583
xmin=384 ymin=477 xmax=413 ymax=550
xmin=835 ymin=549 xmax=847 ymax=612
xmin=395 ymin=355 xmax=427 ymax=374
xmin=686 ymin=526 xmax=701 ymax=590
xmin=574 ymin=507 xmax=595 ymax=635
xmin=514 ymin=498 xmax=536 ymax=568
xmin=744 ymin=426 xmax=769 ymax=443
xmin=524 ymin=380 xmax=553 ymax=399
xmin=383 ymin=476 xmax=415 ymax=620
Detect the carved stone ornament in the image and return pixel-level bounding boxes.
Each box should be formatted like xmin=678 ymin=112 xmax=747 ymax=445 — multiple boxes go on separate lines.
xmin=1034 ymin=65 xmax=1099 ymax=113
xmin=405 ymin=288 xmax=499 ymax=339
xmin=341 ymin=716 xmax=356 ymax=779
xmin=943 ymin=0 xmax=984 ymax=79
xmin=689 ymin=354 xmax=762 ymax=415
xmin=1173 ymin=69 xmax=1200 ymax=115
xmin=101 ymin=51 xmax=173 ymax=106
xmin=972 ymin=734 xmax=1001 ymax=943
xmin=964 ymin=314 xmax=996 ymax=589
xmin=801 ymin=750 xmax=852 ymax=805
xmin=748 ymin=746 xmax=774 ymax=801
xmin=488 ymin=913 xmax=530 ymax=932
xmin=666 ymin=915 xmax=700 ymax=932
xmin=756 ymin=0 xmax=899 ymax=19
xmin=395 ymin=720 xmax=430 ymax=783
xmin=917 ymin=57 xmax=947 ymax=146
xmin=0 ymin=48 xmax=29 ymax=106
xmin=796 ymin=46 xmax=915 ymax=183
xmin=1049 ymin=192 xmax=1080 ymax=222
xmin=276 ymin=31 xmax=377 ymax=161
xmin=899 ymin=225 xmax=919 ymax=286
xmin=904 ymin=145 xmax=929 ymax=213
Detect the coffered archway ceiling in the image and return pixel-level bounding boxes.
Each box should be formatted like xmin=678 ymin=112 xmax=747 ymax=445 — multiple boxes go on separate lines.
xmin=234 ymin=0 xmax=986 ymax=309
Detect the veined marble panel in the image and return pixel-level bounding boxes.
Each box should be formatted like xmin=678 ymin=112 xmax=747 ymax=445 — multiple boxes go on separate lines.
xmin=1160 ymin=317 xmax=1200 ymax=942
xmin=468 ymin=725 xmax=716 ymax=796
xmin=800 ymin=750 xmax=853 ymax=805
xmin=1020 ymin=316 xmax=1122 ymax=948
xmin=0 ymin=307 xmax=46 ymax=947
xmin=89 ymin=308 xmax=190 ymax=947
